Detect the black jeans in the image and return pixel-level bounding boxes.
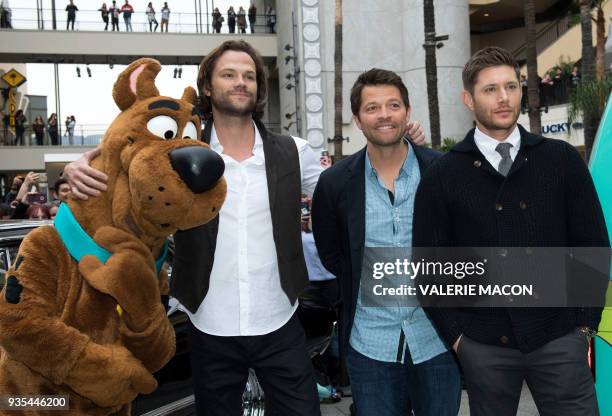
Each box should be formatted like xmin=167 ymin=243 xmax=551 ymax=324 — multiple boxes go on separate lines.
xmin=67 ymin=17 xmax=75 ymax=30
xmin=458 ymin=330 xmax=598 ymax=416
xmin=188 ymin=314 xmax=321 ymax=416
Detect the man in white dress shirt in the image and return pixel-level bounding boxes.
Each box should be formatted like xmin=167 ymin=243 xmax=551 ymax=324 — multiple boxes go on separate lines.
xmin=63 ymin=40 xmax=426 ymax=415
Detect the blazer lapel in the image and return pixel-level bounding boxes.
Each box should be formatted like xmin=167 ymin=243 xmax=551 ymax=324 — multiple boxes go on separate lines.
xmin=346 ymin=148 xmax=366 ymax=259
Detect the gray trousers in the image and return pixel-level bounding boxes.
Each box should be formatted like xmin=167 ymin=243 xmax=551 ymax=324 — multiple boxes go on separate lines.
xmin=458 ymin=329 xmax=598 ymax=416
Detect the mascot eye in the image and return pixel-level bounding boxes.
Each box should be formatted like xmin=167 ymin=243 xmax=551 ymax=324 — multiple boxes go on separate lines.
xmin=147 ymin=115 xmax=178 ymax=139
xmin=182 ymin=122 xmax=198 ymax=140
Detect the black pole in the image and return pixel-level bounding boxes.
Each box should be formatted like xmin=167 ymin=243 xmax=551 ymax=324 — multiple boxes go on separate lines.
xmin=194 ymin=0 xmax=199 ymax=33
xmin=205 ymin=0 xmax=209 ymax=33
xmin=423 ymin=0 xmax=441 ymax=148
xmin=51 ymin=0 xmax=57 ymax=30
xmin=199 ymin=0 xmax=204 ymax=33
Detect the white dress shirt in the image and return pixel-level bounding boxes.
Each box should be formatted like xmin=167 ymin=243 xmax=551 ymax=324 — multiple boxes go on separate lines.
xmin=474 ymin=126 xmax=521 ymax=173
xmin=185 ymin=122 xmax=322 ymax=336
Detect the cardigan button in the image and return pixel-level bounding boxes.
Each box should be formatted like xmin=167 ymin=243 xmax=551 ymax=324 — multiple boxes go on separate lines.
xmin=473 ymin=160 xmax=482 ymax=168
xmin=520 ymin=201 xmax=527 ymax=209
xmin=500 ymin=335 xmax=509 ymax=344
xmin=495 ymin=203 xmax=503 ymax=211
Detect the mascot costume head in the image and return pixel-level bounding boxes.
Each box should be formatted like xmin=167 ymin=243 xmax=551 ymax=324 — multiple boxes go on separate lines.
xmin=0 ymin=58 xmax=226 ymax=415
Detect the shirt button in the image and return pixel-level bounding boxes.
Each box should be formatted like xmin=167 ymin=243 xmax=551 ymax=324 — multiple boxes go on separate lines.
xmin=474 ymin=160 xmax=482 ymax=168
xmin=500 ymin=335 xmax=509 ymax=344
xmin=520 ymin=201 xmax=527 ymax=209
xmin=495 ymin=203 xmax=503 ymax=211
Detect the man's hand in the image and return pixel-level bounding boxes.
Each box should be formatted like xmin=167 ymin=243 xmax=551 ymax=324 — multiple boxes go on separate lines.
xmin=63 ymin=146 xmax=108 ymax=200
xmin=452 ymin=334 xmax=463 ymax=353
xmin=406 ymin=121 xmax=426 ymax=146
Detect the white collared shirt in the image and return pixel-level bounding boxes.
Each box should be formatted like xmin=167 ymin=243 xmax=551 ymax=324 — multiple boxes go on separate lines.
xmin=185 ymin=122 xmax=322 ymax=336
xmin=474 ymin=125 xmax=521 ymax=173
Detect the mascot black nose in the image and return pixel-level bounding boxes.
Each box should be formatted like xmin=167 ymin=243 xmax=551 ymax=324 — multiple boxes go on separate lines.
xmin=169 ymin=146 xmax=225 ymax=193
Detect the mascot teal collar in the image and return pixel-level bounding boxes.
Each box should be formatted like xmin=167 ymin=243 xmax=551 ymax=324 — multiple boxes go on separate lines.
xmin=54 ymin=202 xmax=168 ymax=274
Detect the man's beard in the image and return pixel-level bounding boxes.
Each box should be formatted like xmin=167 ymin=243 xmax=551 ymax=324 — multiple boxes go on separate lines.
xmin=210 ymin=90 xmax=256 ymax=118
xmin=474 ymin=102 xmax=520 ymax=132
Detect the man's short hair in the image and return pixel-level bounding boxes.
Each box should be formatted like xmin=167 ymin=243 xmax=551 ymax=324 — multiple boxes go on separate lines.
xmin=462 ymin=46 xmax=520 ymax=93
xmin=54 ymin=177 xmax=69 ymax=194
xmin=350 ymin=68 xmax=410 ymax=117
xmin=197 ymin=40 xmax=267 ymax=121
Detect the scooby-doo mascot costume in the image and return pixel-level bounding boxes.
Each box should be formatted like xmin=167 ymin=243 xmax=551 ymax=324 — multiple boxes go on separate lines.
xmin=0 ymin=58 xmax=226 ymax=415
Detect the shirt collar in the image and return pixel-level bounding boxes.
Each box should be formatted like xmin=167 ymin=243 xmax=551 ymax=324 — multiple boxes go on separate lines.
xmin=474 ymin=125 xmax=521 ymax=154
xmin=209 ymin=120 xmax=264 ymax=165
xmin=365 ymin=138 xmax=414 ymax=179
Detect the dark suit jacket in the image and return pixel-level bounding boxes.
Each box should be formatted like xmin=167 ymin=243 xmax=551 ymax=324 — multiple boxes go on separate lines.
xmin=311 ymin=144 xmax=442 ymax=354
xmin=412 ymin=124 xmax=610 ymax=353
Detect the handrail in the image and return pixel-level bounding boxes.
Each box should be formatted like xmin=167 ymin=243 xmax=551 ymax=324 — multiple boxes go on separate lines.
xmin=513 ymin=15 xmax=572 ymax=59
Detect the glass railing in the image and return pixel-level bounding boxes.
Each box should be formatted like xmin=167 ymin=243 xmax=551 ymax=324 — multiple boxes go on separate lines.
xmin=0 ymin=7 xmax=277 ymax=34
xmin=0 ymin=123 xmax=282 ymax=147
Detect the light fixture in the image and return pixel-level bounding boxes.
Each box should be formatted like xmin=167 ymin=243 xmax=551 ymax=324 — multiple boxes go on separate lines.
xmin=284 ymin=44 xmax=294 ymax=51
xmin=285 ymin=83 xmax=295 ymax=90
xmin=178 ymin=68 xmax=183 ymax=78
xmin=76 ymin=67 xmax=81 ymax=77
xmin=484 ymin=13 xmax=489 ymax=17
xmin=173 ymin=68 xmax=178 ymax=78
xmin=285 ymin=111 xmax=297 ymax=119
xmin=283 ymin=121 xmax=296 ymax=131
xmin=285 ymin=73 xmax=294 ymax=80
xmin=284 ymin=56 xmax=294 ymax=65
xmin=86 ymin=65 xmax=92 ymax=77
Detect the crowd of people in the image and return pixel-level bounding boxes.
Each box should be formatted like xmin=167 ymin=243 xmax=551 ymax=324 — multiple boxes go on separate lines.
xmin=0 ymin=112 xmax=74 ymax=146
xmin=0 ymin=173 xmax=70 ymax=220
xmin=521 ymin=64 xmax=582 ymax=111
xmin=51 ymin=1 xmax=276 ymax=33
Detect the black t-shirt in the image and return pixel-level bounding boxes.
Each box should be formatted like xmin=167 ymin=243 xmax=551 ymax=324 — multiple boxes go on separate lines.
xmin=66 ymin=5 xmax=78 ymax=17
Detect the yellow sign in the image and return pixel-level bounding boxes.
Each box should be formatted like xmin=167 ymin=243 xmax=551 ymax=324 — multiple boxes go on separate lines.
xmin=1 ymin=69 xmax=26 ymax=88
xmin=8 ymin=89 xmax=16 ymax=129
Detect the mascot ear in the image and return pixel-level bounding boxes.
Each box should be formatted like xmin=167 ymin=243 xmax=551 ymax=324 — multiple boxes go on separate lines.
xmin=181 ymin=87 xmax=198 ymax=106
xmin=113 ymin=58 xmax=162 ymax=111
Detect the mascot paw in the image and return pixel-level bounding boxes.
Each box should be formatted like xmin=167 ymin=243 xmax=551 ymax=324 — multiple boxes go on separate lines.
xmin=93 ymin=226 xmax=154 ymax=261
xmin=66 ymin=342 xmax=157 ymax=407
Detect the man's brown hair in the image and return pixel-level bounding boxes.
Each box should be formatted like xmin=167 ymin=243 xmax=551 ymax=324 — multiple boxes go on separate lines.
xmin=197 ymin=40 xmax=267 ymax=120
xmin=350 ymin=68 xmax=410 ymax=117
xmin=462 ymin=46 xmax=520 ymax=93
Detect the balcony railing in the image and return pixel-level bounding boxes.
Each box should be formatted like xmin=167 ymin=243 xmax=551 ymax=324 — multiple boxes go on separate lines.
xmin=0 ymin=123 xmax=282 ymax=147
xmin=0 ymin=7 xmax=277 ymax=34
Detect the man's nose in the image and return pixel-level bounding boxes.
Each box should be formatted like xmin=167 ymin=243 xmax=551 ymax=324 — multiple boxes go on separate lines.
xmin=169 ymin=146 xmax=225 ymax=193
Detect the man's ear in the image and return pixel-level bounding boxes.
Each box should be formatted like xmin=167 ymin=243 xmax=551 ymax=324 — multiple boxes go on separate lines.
xmin=113 ymin=58 xmax=162 ymax=111
xmin=462 ymin=90 xmax=475 ymax=112
xmin=405 ymin=106 xmax=412 ymax=124
xmin=353 ymin=114 xmax=362 ymax=131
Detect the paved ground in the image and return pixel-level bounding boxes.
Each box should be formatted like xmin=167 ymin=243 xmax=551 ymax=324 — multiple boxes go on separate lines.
xmin=321 ymin=383 xmax=539 ymax=416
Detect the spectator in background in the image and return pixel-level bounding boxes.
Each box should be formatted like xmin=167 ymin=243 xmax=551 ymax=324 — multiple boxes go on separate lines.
xmin=109 ymin=0 xmax=120 ymax=31
xmin=266 ymin=6 xmax=276 ymax=33
xmin=98 ymin=3 xmax=109 ymax=30
xmin=65 ymin=0 xmax=78 ymax=30
xmin=47 ymin=201 xmax=60 ymax=220
xmin=248 ymin=3 xmax=256 ymax=33
xmin=0 ymin=1 xmax=12 ymax=29
xmin=520 ymin=74 xmax=528 ymax=113
xmin=32 ymin=116 xmax=45 ymax=146
xmin=3 ymin=176 xmax=23 ymax=205
xmin=0 ymin=203 xmax=12 ymax=219
xmin=47 ymin=113 xmax=59 ymax=145
xmin=540 ymin=72 xmax=554 ymax=108
xmin=212 ymin=7 xmax=222 ymax=33
xmin=0 ymin=110 xmax=6 ymax=144
xmin=227 ymin=6 xmax=236 ymax=33
xmin=65 ymin=115 xmax=76 ymax=145
xmin=10 ymin=172 xmax=39 ymax=219
xmin=553 ymin=67 xmax=566 ymax=104
xmin=146 ymin=2 xmax=158 ymax=32
xmin=14 ymin=109 xmax=26 ymax=146
xmin=52 ymin=178 xmax=71 ymax=202
xmin=26 ymin=204 xmax=50 ymax=220
xmin=571 ymin=65 xmax=581 ymax=88
xmin=160 ymin=2 xmax=170 ymax=32
xmin=237 ymin=6 xmax=247 ymax=34
xmin=121 ymin=0 xmax=134 ymax=32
